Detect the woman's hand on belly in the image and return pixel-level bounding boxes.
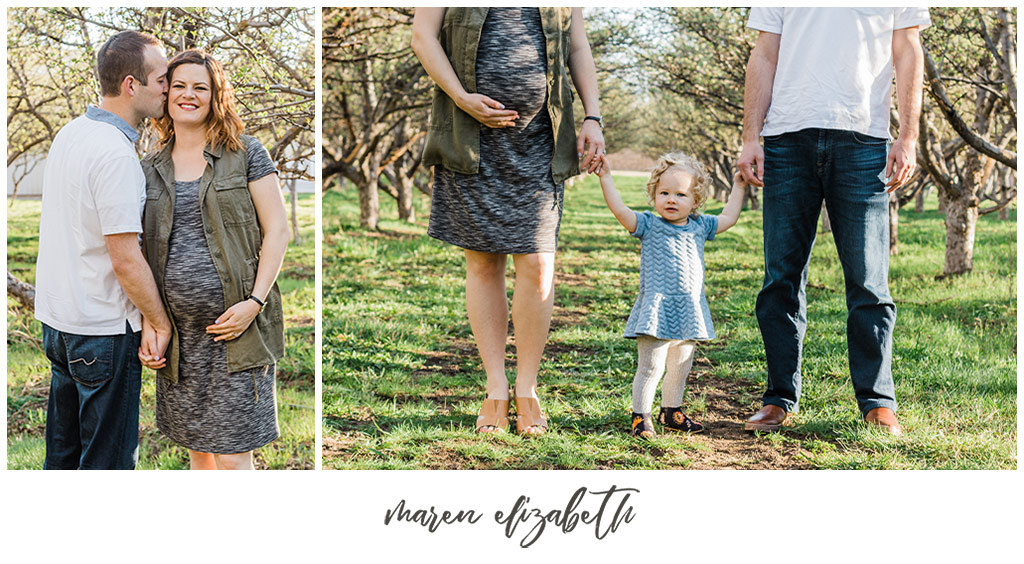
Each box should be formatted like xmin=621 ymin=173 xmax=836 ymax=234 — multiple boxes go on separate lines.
xmin=206 ymin=299 xmax=262 ymax=342
xmin=457 ymin=93 xmax=519 ymax=128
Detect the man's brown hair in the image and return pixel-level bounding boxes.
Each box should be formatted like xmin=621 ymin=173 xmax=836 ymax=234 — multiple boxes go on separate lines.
xmin=96 ymin=30 xmax=162 ymax=97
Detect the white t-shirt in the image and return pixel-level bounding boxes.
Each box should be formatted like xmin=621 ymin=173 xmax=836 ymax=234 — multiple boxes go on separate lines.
xmin=748 ymin=7 xmax=931 ymax=139
xmin=35 ymin=107 xmax=146 ymax=335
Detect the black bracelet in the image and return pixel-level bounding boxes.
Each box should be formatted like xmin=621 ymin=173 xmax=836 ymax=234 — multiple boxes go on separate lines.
xmin=247 ymin=294 xmax=266 ymax=312
xmin=583 ymin=115 xmax=604 ymax=129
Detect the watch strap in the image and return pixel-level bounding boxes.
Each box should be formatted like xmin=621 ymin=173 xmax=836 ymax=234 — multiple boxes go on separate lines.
xmin=247 ymin=295 xmax=266 ymax=312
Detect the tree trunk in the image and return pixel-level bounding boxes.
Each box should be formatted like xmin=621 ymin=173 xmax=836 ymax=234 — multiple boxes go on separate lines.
xmin=358 ymin=160 xmax=381 ymax=230
xmin=915 ymin=185 xmax=927 ymax=212
xmin=941 ymin=192 xmax=979 ymax=275
xmin=744 ymin=185 xmax=760 ymax=211
xmin=998 ymin=205 xmax=1009 ymax=220
xmin=820 ymin=202 xmax=832 ymax=233
xmin=7 ymin=271 xmax=35 ymax=311
xmin=888 ymin=192 xmax=899 ymax=255
xmin=393 ymin=172 xmax=415 ymax=223
xmin=289 ymin=178 xmax=303 ymax=245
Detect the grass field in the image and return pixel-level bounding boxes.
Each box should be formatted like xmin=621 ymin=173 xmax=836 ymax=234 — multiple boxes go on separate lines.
xmin=6 ymin=193 xmax=316 ymax=470
xmin=322 ymin=174 xmax=1016 ymax=470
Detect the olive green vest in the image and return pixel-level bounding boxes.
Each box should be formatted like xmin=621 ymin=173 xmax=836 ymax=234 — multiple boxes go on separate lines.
xmin=142 ymin=135 xmax=285 ymax=383
xmin=421 ymin=7 xmax=580 ymax=184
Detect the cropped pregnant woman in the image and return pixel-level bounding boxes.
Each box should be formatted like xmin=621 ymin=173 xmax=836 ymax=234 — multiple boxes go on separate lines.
xmin=140 ymin=50 xmax=290 ymax=469
xmin=412 ymin=8 xmax=604 ymax=435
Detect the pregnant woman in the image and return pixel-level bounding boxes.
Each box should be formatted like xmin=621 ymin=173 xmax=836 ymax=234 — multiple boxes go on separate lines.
xmin=412 ymin=7 xmax=604 ymax=435
xmin=140 ymin=50 xmax=290 ymax=469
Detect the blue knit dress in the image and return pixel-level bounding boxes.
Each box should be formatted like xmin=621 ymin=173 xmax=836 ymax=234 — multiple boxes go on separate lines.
xmin=623 ymin=211 xmax=718 ymax=341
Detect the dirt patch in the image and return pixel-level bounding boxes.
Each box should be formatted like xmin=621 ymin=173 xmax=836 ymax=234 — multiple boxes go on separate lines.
xmin=554 ymin=270 xmax=590 ymax=288
xmin=286 ymin=315 xmax=314 ymax=327
xmin=281 ymin=264 xmax=314 ymax=280
xmin=605 ymin=148 xmax=658 ymax=172
xmin=667 ymin=373 xmax=815 ymax=469
xmin=543 ymin=341 xmax=602 ymax=359
xmin=411 ymin=339 xmax=478 ymax=378
xmin=421 ymin=446 xmax=477 ymax=469
xmin=351 ymin=228 xmax=421 ymax=241
xmin=323 ymin=433 xmax=363 ymax=462
xmin=549 ymin=306 xmax=590 ymax=329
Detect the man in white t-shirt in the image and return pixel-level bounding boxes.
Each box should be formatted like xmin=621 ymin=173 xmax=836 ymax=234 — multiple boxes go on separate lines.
xmin=737 ymin=8 xmax=930 ymax=435
xmin=35 ymin=30 xmax=171 ymax=469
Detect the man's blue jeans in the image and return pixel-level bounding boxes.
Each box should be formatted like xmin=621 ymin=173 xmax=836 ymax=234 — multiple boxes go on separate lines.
xmin=756 ymin=128 xmax=897 ymax=416
xmin=42 ymin=321 xmax=141 ymax=469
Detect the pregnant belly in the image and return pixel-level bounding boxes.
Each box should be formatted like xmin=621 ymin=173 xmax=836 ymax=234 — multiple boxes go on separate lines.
xmin=476 ymin=66 xmax=547 ymax=120
xmin=474 ymin=15 xmax=548 ymax=125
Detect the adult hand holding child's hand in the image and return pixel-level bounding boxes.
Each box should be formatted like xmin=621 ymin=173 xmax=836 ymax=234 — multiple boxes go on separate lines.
xmin=732 ymin=170 xmax=747 ymax=189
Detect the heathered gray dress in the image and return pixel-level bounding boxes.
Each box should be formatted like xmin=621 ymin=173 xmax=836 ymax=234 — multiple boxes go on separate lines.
xmin=427 ymin=7 xmax=562 ymax=254
xmin=156 ymin=137 xmax=280 ymax=454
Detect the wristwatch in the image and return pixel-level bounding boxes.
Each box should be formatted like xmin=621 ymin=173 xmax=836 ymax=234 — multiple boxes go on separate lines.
xmin=583 ymin=115 xmax=603 ymax=129
xmin=247 ymin=294 xmax=266 ymax=313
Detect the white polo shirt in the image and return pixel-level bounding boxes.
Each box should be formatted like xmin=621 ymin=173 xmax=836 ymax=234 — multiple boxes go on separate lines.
xmin=748 ymin=7 xmax=931 ymax=139
xmin=35 ymin=106 xmax=146 ymax=335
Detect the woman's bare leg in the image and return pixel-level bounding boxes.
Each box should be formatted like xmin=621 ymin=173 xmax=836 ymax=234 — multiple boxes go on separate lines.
xmin=214 ymin=451 xmax=255 ymax=470
xmin=510 ymin=252 xmax=555 ymax=398
xmin=465 ymin=249 xmax=511 ymax=400
xmin=188 ymin=450 xmax=218 ymax=470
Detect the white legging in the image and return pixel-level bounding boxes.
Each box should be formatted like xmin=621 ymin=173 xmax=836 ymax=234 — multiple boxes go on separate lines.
xmin=631 ymin=335 xmax=696 ymax=413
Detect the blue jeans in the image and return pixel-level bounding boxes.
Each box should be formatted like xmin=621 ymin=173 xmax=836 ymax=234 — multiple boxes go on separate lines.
xmin=42 ymin=321 xmax=141 ymax=469
xmin=756 ymin=129 xmax=897 ymax=416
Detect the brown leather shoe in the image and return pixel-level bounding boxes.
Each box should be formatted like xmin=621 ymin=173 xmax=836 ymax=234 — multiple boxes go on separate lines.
xmin=864 ymin=407 xmax=902 ymax=436
xmin=744 ymin=404 xmax=788 ymax=432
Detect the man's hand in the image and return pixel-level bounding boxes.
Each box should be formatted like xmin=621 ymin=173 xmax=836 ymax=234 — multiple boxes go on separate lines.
xmin=885 ymin=136 xmax=916 ymax=192
xmin=737 ymin=140 xmax=765 ymax=187
xmin=888 ymin=25 xmax=924 ymax=193
xmin=139 ymin=317 xmax=169 ymax=369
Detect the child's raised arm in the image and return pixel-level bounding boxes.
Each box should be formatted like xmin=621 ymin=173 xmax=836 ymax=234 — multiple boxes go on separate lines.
xmin=716 ymin=171 xmax=747 ymax=234
xmin=597 ymin=154 xmax=638 ymax=233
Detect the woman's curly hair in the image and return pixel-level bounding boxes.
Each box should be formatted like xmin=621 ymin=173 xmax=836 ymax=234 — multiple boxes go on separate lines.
xmin=645 ymin=151 xmax=711 ymax=214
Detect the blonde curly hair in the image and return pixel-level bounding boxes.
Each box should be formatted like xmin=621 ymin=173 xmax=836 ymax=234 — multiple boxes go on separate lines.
xmin=645 ymin=151 xmax=711 ymax=214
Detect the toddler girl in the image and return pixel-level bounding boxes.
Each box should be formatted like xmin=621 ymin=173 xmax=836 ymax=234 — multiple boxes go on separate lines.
xmin=597 ymin=152 xmax=746 ymax=438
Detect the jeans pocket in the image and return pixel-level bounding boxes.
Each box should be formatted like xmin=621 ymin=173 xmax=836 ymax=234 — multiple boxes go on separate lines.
xmin=851 ymin=131 xmax=887 ymax=145
xmin=63 ymin=334 xmax=115 ymax=387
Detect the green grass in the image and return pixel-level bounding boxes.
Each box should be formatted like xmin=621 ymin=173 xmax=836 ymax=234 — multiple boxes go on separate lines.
xmin=322 ymin=175 xmax=1016 ymax=470
xmin=6 ymin=193 xmax=316 ymax=470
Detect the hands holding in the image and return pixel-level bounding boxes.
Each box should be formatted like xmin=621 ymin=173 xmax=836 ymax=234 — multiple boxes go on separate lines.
xmin=457 ymin=93 xmax=519 ymax=128
xmin=206 ymin=298 xmax=261 ymax=342
xmin=578 ymin=119 xmax=606 ymax=175
xmin=732 ymin=170 xmax=748 ymax=190
xmin=139 ymin=317 xmax=171 ymax=370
